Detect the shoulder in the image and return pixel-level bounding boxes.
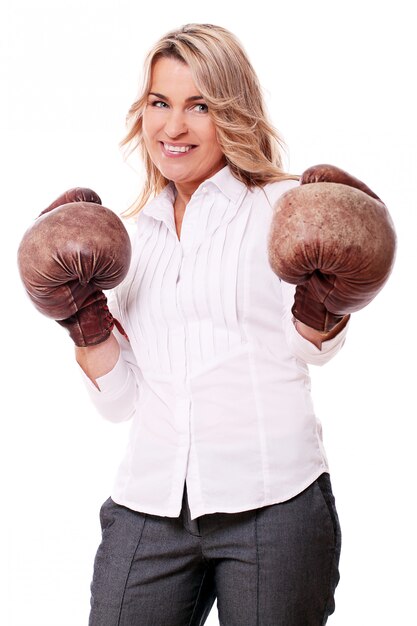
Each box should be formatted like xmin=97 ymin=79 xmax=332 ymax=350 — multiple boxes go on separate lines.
xmin=260 ymin=178 xmax=300 ymax=209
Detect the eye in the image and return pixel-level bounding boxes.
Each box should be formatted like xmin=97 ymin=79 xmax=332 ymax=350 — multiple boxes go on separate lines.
xmin=193 ymin=103 xmax=209 ymax=113
xmin=152 ymin=100 xmax=168 ymax=109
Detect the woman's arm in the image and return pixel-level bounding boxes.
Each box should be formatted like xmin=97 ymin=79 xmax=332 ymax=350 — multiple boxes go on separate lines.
xmin=76 ymin=326 xmax=140 ymax=423
xmin=280 ymin=279 xmax=349 ymax=365
xmin=75 ymin=333 xmax=120 ymax=389
xmin=294 ymin=315 xmax=350 ymax=350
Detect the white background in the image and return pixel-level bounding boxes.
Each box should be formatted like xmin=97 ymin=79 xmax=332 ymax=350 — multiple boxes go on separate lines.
xmin=1 ymin=0 xmax=416 ymax=624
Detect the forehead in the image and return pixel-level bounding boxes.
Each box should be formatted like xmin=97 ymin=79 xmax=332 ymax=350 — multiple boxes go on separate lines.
xmin=149 ymin=57 xmax=200 ymax=97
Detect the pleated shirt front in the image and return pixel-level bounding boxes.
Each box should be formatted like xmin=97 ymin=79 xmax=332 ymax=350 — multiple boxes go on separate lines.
xmin=86 ymin=165 xmax=347 ymax=520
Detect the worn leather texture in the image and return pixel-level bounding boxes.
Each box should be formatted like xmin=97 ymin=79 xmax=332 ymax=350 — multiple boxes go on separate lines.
xmin=18 ymin=189 xmax=131 ymax=346
xmin=268 ymin=165 xmax=397 ymax=332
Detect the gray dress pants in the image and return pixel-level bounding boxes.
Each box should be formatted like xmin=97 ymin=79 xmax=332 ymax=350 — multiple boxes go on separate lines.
xmin=89 ymin=473 xmax=341 ymax=626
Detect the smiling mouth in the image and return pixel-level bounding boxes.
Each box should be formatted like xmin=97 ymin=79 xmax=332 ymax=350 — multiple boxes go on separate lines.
xmin=162 ymin=142 xmax=196 ymax=154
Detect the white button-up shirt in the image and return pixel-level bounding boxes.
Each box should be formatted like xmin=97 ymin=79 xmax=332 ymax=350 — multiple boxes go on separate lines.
xmin=83 ymin=166 xmax=348 ymax=520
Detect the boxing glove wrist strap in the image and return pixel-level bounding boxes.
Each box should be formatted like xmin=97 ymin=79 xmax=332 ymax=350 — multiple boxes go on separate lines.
xmin=57 ymin=291 xmax=115 ymax=347
xmin=294 ymin=314 xmax=350 ymax=339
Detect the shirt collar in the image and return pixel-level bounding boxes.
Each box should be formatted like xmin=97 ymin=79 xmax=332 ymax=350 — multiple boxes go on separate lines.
xmin=142 ymin=165 xmax=246 ymax=219
xmin=141 ymin=184 xmax=177 ymax=236
xmin=142 ymin=183 xmax=176 ymax=216
xmin=199 ymin=165 xmax=246 ymax=204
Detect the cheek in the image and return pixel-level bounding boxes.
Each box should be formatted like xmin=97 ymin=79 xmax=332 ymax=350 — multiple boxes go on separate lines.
xmin=141 ymin=119 xmax=150 ymax=147
xmin=211 ymin=140 xmax=225 ymax=163
xmin=142 ymin=110 xmax=159 ymax=142
xmin=202 ymin=125 xmax=222 ymax=156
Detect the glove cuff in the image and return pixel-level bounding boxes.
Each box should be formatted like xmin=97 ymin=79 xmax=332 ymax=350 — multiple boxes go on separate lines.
xmin=292 ymin=285 xmax=345 ymax=333
xmin=57 ymin=291 xmax=115 ymax=347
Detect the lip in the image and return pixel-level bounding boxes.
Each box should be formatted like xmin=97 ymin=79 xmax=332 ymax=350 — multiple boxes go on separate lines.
xmin=160 ymin=141 xmax=197 ymax=158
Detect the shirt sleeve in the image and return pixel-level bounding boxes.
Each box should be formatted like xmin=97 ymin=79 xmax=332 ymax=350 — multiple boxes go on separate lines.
xmin=79 ymin=291 xmax=141 ymax=423
xmin=280 ymin=279 xmax=349 ymax=366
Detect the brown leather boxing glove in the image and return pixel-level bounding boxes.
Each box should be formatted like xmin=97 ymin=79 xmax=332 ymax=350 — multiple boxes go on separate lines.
xmin=268 ymin=164 xmax=397 ymax=332
xmin=17 ymin=188 xmax=131 ymax=347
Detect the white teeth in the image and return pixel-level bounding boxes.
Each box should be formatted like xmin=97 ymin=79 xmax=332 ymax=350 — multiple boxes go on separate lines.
xmin=164 ymin=143 xmax=193 ymax=153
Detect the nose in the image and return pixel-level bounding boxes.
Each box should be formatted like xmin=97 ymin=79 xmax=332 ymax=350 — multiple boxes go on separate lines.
xmin=164 ymin=109 xmax=188 ymax=138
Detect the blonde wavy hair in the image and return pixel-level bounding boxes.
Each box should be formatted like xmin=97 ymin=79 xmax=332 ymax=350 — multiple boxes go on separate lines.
xmin=121 ymin=23 xmax=298 ymax=215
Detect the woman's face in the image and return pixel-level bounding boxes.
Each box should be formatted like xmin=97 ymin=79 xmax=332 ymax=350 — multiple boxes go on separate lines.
xmin=142 ymin=56 xmax=226 ymax=194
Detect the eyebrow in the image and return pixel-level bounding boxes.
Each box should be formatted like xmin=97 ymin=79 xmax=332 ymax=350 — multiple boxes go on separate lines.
xmin=149 ymin=92 xmax=205 ymax=102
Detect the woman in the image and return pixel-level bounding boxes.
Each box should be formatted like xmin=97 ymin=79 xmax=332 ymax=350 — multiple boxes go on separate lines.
xmin=21 ymin=22 xmax=383 ymax=626
xmin=74 ymin=24 xmax=350 ymax=625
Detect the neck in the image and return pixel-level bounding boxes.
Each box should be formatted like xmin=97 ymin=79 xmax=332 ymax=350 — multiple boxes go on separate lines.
xmin=172 ymin=160 xmax=227 ymax=210
xmin=174 ymin=185 xmax=193 ymax=213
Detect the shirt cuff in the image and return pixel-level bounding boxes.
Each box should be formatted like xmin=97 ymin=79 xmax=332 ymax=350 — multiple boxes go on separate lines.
xmin=80 ymin=351 xmax=126 ymax=392
xmin=287 ymin=318 xmax=349 ymax=365
xmin=80 ymin=352 xmax=138 ymax=422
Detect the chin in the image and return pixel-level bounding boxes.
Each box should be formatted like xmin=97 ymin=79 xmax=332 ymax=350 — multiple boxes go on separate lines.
xmin=164 ymin=168 xmax=199 ymax=186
